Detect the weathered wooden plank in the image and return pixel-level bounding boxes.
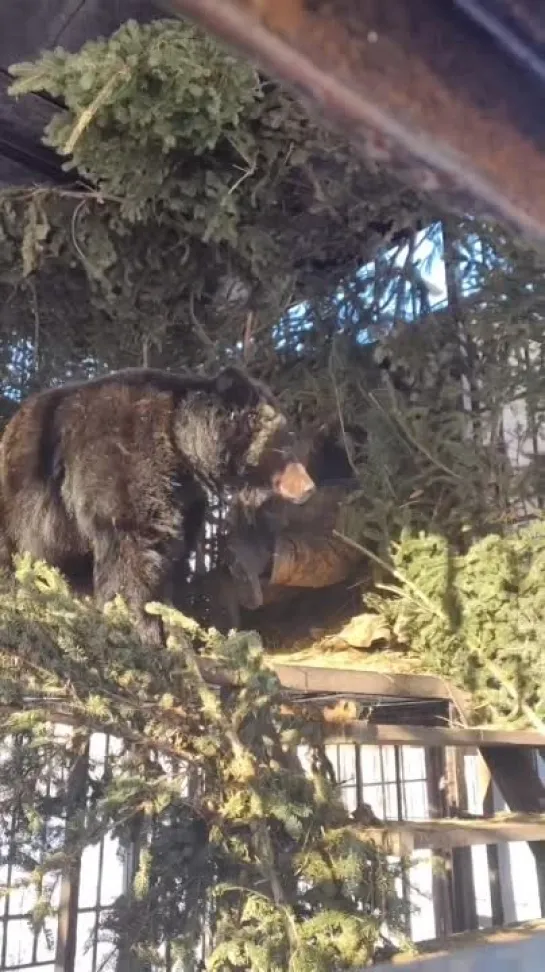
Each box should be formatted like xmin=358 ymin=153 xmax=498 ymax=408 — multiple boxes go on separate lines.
xmin=360 ymin=813 xmax=545 ymax=855
xmin=482 ymin=748 xmax=545 ymax=813
xmin=323 ymin=721 xmax=545 ymax=749
xmin=166 ymin=0 xmax=545 ymax=250
xmin=273 ymin=664 xmax=454 ymax=701
xmin=0 ymin=663 xmax=455 ymax=750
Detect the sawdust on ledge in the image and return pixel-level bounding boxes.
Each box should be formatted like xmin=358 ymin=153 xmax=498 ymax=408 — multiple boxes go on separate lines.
xmin=252 ymin=585 xmax=431 ymax=676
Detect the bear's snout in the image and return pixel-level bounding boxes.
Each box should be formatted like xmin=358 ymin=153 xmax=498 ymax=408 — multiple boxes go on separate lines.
xmin=273 ymin=462 xmax=316 ymax=504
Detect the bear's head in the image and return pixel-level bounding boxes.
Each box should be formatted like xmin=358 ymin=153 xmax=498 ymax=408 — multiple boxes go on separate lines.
xmin=214 ymin=366 xmax=316 ymax=505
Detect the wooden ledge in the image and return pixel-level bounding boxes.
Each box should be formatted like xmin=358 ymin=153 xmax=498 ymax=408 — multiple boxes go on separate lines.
xmin=358 ymin=813 xmax=545 ymax=854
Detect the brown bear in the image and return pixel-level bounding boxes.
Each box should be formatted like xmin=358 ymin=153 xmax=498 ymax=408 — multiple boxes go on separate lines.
xmin=0 ymin=365 xmax=315 ymax=645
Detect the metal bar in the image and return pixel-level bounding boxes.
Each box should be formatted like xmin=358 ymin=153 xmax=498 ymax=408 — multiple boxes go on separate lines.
xmin=0 ymin=961 xmax=57 ymax=970
xmin=1 ymin=802 xmax=17 ymax=969
xmin=164 ymin=0 xmax=545 ymax=250
xmin=394 ymin=745 xmax=411 ymax=936
xmin=0 ymin=118 xmax=82 ymax=187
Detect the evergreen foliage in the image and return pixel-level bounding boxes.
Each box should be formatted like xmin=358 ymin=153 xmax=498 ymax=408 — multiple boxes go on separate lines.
xmin=363 ymin=519 xmax=545 ymax=728
xmin=336 ymin=219 xmax=545 ymax=556
xmin=0 ymin=557 xmax=406 ymax=969
xmin=3 ymin=18 xmax=423 ymax=394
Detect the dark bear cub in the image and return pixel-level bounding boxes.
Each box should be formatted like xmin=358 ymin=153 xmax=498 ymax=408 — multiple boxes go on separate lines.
xmin=0 ymin=365 xmax=314 ymax=645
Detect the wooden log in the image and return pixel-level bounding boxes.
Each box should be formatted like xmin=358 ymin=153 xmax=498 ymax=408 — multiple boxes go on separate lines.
xmin=228 ymin=486 xmax=359 ymax=603
xmin=268 ymin=533 xmax=360 ymax=588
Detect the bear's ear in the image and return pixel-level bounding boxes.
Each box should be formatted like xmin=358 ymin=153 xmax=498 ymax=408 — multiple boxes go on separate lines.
xmin=215 ymin=366 xmax=258 ymax=409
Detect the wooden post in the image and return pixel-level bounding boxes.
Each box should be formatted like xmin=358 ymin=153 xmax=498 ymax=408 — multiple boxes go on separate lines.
xmin=116 ymin=814 xmax=148 ymax=972
xmin=54 ymin=737 xmax=89 ymax=972
xmin=444 ymin=745 xmax=478 ymax=933
xmin=482 ymin=747 xmax=545 ymax=917
xmin=478 ymin=756 xmax=505 ymax=927
xmin=425 ymin=746 xmax=453 ymax=938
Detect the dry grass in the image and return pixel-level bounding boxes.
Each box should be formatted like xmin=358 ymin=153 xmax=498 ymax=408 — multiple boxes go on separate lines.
xmin=264 ymin=643 xmax=425 ymax=675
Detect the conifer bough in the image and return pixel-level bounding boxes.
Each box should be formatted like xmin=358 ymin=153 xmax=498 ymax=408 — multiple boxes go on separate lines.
xmin=0 ymin=557 xmax=406 ymax=970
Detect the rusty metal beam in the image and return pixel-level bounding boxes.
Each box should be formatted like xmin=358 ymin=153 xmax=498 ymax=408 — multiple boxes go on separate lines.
xmin=163 ymin=0 xmax=545 ymax=250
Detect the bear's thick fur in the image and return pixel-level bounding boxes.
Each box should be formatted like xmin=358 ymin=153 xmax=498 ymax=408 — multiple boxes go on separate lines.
xmin=0 ymin=365 xmax=314 ymax=644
